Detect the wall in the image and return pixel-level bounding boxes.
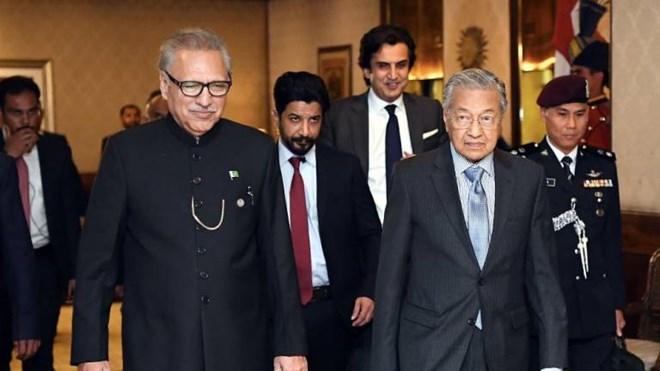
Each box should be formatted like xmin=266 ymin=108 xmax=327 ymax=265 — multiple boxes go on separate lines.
xmin=612 ymin=1 xmax=660 ymax=213
xmin=0 ymin=0 xmax=268 ymax=173
xmin=444 ymin=0 xmax=512 ymax=143
xmin=268 ymin=0 xmax=380 ymax=133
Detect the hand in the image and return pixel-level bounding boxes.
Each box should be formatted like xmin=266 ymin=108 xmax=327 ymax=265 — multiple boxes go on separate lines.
xmin=351 ymin=297 xmax=375 ymax=327
xmin=273 ymin=356 xmax=307 ymax=371
xmin=67 ymin=279 xmax=76 ymax=302
xmin=615 ymin=309 xmax=626 ymax=337
xmin=4 ymin=127 xmax=38 ymax=158
xmin=402 ymin=151 xmax=416 ymax=159
xmin=13 ymin=339 xmax=40 ymax=360
xmin=78 ymin=361 xmax=111 ymax=371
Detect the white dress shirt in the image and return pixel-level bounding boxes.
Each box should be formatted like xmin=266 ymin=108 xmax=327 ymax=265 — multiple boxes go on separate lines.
xmin=546 ymin=136 xmax=578 ymax=175
xmin=2 ymin=128 xmax=50 ymax=248
xmin=367 ymin=88 xmax=413 ymax=224
xmin=278 ymin=141 xmax=329 ymax=287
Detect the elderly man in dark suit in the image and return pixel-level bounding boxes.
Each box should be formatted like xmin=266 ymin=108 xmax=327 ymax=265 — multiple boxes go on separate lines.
xmin=72 ymin=28 xmax=306 ymax=371
xmin=272 ymin=71 xmax=381 ymax=371
xmin=321 ymin=24 xmax=445 ymax=224
xmin=0 ymin=75 xmax=83 ymax=371
xmin=371 ymin=68 xmax=568 ymax=371
xmin=514 ymin=75 xmax=625 ymax=371
xmin=0 ymin=152 xmax=40 ymax=371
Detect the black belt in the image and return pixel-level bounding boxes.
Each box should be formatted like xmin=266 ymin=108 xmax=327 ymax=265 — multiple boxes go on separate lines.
xmin=311 ymin=286 xmax=331 ymax=302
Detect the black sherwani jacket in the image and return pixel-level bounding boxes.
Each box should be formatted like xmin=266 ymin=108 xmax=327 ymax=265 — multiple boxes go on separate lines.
xmin=72 ymin=116 xmax=306 ymax=370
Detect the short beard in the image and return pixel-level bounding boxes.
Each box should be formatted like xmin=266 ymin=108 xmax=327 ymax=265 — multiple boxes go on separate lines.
xmin=282 ymin=135 xmax=315 ymax=156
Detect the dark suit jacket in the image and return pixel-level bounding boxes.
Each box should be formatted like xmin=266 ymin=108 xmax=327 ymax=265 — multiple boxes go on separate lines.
xmin=321 ymin=92 xmax=445 ymax=175
xmin=372 ymin=138 xmax=568 ymax=371
xmin=279 ymin=144 xmax=381 ymax=323
xmin=72 ymin=117 xmax=306 ymax=369
xmin=0 ymin=132 xmax=83 ymax=284
xmin=518 ymin=140 xmax=625 ymax=339
xmin=0 ymin=152 xmax=38 ymax=340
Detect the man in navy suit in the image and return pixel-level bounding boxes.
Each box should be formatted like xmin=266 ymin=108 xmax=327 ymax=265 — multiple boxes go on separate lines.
xmin=321 ymin=24 xmax=445 ymax=224
xmin=0 ymin=76 xmax=83 ymax=371
xmin=0 ymin=152 xmax=40 ymax=371
xmin=273 ymin=71 xmax=381 ymax=371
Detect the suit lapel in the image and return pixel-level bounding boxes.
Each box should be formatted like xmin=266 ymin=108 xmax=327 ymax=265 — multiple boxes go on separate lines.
xmin=430 ymin=142 xmax=477 ymax=267
xmin=404 ymin=94 xmax=424 ymax=154
xmin=315 ymin=145 xmax=330 ymax=234
xmin=485 ymin=150 xmax=514 ymax=271
xmin=350 ymin=94 xmax=370 ymax=175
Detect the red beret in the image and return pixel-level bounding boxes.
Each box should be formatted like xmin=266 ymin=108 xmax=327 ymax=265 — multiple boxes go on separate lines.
xmin=536 ymin=75 xmax=589 ymax=108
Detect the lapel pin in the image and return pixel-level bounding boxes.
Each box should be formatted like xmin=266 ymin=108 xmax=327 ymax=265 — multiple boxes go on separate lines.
xmin=229 ymin=170 xmax=239 ymax=180
xmin=541 ymin=149 xmax=548 ymax=156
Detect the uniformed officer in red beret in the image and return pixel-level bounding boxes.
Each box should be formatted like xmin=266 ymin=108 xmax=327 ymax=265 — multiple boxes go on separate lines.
xmin=571 ymin=41 xmax=611 ymax=150
xmin=513 ymin=74 xmax=625 ymax=371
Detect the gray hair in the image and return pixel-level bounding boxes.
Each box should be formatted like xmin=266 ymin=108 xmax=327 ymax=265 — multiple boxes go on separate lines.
xmin=158 ymin=28 xmax=232 ymax=73
xmin=442 ymin=68 xmax=507 ymax=113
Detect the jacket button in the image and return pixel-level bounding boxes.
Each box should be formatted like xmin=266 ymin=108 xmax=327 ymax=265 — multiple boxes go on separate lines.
xmin=200 ymin=271 xmax=209 ymax=279
xmin=201 ymin=296 xmax=210 ymax=304
xmin=478 ymin=278 xmax=485 ymax=286
xmin=197 ymin=247 xmax=206 ymax=255
xmin=575 ymin=276 xmax=580 ymax=280
xmin=192 ymin=153 xmax=202 ymax=161
xmin=192 ymin=176 xmax=202 ymax=185
xmin=467 ymin=318 xmax=475 ymax=326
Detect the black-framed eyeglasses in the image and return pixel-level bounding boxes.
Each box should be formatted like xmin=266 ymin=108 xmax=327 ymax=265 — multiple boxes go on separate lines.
xmin=163 ymin=70 xmax=232 ymax=97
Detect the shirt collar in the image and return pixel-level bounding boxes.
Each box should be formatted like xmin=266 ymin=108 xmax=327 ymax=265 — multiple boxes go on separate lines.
xmin=545 ymin=136 xmax=577 ymax=165
xmin=367 ymin=88 xmax=405 ymax=114
xmin=450 ymin=142 xmax=495 ymax=179
xmin=278 ymin=139 xmax=317 ymax=169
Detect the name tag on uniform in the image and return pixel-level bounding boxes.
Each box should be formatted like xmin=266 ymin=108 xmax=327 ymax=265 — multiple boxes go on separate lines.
xmin=546 ymin=178 xmax=556 ymax=187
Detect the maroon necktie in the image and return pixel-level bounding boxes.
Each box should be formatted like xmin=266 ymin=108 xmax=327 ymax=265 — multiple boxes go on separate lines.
xmin=289 ymin=157 xmax=312 ymax=305
xmin=15 ymin=156 xmax=30 ymax=225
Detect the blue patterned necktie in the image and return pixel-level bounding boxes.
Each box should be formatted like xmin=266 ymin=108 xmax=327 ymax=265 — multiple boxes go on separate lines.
xmin=561 ymin=156 xmax=573 ymax=184
xmin=465 ymin=165 xmax=489 ymax=268
xmin=465 ymin=165 xmax=488 ymax=329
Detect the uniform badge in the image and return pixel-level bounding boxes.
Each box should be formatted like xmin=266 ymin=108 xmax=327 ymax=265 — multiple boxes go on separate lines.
xmin=586 ymin=170 xmax=602 ymax=178
xmin=594 ymin=191 xmax=603 ymax=198
xmin=541 ymin=149 xmax=549 ymax=156
xmin=229 ymin=170 xmax=239 ymax=180
xmin=546 ymin=178 xmax=556 ymax=187
xmin=583 ymin=179 xmax=613 ymax=188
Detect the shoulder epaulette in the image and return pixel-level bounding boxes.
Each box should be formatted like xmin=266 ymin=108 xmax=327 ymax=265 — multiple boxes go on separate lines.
xmin=579 ymin=145 xmax=616 ymax=161
xmin=510 ymin=142 xmax=542 ymax=158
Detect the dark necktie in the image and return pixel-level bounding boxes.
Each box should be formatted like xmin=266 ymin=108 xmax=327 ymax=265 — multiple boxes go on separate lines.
xmin=385 ymin=104 xmax=402 ymax=192
xmin=561 ymin=156 xmax=573 ymax=184
xmin=464 ymin=165 xmax=488 ymax=329
xmin=15 ymin=156 xmax=30 ymax=226
xmin=289 ymin=157 xmax=312 ymax=305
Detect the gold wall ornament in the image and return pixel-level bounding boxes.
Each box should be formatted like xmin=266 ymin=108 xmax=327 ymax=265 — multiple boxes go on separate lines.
xmin=457 ymin=27 xmax=488 ymax=69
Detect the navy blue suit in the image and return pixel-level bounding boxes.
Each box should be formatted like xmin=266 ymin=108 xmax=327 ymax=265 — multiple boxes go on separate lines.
xmin=0 ymin=152 xmax=38 ymax=371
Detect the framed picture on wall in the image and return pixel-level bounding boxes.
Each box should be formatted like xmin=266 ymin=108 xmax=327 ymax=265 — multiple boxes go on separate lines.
xmin=0 ymin=59 xmax=55 ymax=132
xmin=318 ymin=45 xmax=352 ymax=101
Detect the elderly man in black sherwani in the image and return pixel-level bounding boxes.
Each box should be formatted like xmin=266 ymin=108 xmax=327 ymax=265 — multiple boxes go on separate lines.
xmin=71 ymin=28 xmax=307 ymax=371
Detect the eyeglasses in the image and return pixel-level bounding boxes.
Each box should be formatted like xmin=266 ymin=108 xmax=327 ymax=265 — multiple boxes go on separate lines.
xmin=163 ymin=70 xmax=232 ymax=97
xmin=450 ymin=112 xmax=499 ymax=129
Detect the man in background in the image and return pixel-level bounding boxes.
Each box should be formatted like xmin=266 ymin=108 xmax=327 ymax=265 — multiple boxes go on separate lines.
xmin=143 ymin=89 xmax=169 ymax=123
xmin=273 ymin=71 xmax=381 ymax=371
xmin=0 ymin=152 xmax=40 ymax=370
xmin=514 ymin=75 xmax=625 ymax=371
xmin=371 ymin=68 xmax=567 ymax=371
xmin=0 ymin=75 xmax=83 ymax=371
xmin=101 ymin=104 xmax=141 ymax=152
xmin=321 ymin=24 xmax=445 ymax=224
xmin=570 ymin=41 xmax=611 ymax=150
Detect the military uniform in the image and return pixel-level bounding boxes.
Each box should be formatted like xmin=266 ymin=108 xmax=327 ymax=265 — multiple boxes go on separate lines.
xmin=581 ymin=94 xmax=611 ymax=150
xmin=513 ymin=139 xmax=625 ymax=370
